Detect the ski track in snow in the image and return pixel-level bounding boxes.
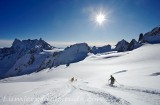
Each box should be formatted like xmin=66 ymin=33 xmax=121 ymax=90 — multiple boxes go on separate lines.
xmin=1 ymin=80 xmax=160 ymax=105
xmin=105 ymin=85 xmax=160 ymax=105
xmin=18 ymin=81 xmax=160 ymax=105
xmin=119 ymin=86 xmax=160 ymax=96
xmin=21 ymin=81 xmax=131 ymax=105
xmin=79 ymin=88 xmax=131 ymax=105
xmin=27 ymin=82 xmax=75 ymax=105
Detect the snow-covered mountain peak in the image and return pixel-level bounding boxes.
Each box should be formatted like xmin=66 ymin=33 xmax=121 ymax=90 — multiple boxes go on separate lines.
xmin=141 ymin=26 xmax=160 ymax=43
xmin=117 ymin=39 xmax=129 ymax=45
xmin=0 ymin=38 xmax=55 ymax=79
xmin=147 ymin=25 xmax=160 ymax=36
xmin=64 ymin=43 xmax=90 ymax=54
xmin=11 ymin=38 xmax=53 ymax=52
xmin=40 ymin=43 xmax=90 ymax=68
xmin=12 ymin=38 xmax=21 ymax=47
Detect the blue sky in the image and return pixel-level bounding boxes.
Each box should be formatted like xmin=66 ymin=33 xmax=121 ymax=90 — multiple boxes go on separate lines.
xmin=0 ymin=0 xmax=160 ymax=47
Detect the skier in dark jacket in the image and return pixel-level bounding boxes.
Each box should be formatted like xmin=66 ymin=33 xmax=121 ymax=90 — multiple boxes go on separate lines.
xmin=108 ymin=75 xmax=115 ymax=86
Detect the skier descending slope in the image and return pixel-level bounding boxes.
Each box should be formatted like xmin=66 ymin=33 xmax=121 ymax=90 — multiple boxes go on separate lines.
xmin=108 ymin=75 xmax=115 ymax=86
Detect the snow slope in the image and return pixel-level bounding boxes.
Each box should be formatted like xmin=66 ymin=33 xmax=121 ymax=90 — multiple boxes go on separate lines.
xmin=0 ymin=44 xmax=160 ymax=105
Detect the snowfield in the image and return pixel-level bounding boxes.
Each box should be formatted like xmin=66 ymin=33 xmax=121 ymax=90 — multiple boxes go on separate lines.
xmin=0 ymin=44 xmax=160 ymax=105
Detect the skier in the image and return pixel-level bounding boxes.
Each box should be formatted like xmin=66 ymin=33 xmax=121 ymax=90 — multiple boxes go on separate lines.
xmin=108 ymin=75 xmax=115 ymax=86
xmin=70 ymin=77 xmax=74 ymax=82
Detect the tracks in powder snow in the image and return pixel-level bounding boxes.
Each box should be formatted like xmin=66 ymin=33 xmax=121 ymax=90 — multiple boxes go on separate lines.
xmin=108 ymin=85 xmax=160 ymax=96
xmin=79 ymin=88 xmax=131 ymax=105
xmin=31 ymin=81 xmax=131 ymax=105
xmin=24 ymin=80 xmax=160 ymax=105
xmin=105 ymin=85 xmax=160 ymax=105
xmin=29 ymin=81 xmax=76 ymax=105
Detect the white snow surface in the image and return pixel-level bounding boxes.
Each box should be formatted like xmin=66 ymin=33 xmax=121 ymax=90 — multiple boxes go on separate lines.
xmin=0 ymin=44 xmax=160 ymax=105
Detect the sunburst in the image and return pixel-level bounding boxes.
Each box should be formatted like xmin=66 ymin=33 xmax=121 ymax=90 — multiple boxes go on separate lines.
xmin=95 ymin=13 xmax=106 ymax=25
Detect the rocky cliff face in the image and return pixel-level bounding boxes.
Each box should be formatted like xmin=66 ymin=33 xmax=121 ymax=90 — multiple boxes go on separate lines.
xmin=115 ymin=39 xmax=129 ymax=52
xmin=127 ymin=39 xmax=141 ymax=51
xmin=141 ymin=26 xmax=160 ymax=44
xmin=115 ymin=39 xmax=141 ymax=52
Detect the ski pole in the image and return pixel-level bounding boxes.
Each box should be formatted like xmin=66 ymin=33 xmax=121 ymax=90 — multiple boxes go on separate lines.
xmin=115 ymin=80 xmax=124 ymax=86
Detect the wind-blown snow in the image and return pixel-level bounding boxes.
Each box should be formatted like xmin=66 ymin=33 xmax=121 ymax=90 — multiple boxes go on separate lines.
xmin=0 ymin=44 xmax=160 ymax=105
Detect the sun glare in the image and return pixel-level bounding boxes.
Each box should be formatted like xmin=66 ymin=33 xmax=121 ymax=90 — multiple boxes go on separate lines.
xmin=95 ymin=13 xmax=106 ymax=25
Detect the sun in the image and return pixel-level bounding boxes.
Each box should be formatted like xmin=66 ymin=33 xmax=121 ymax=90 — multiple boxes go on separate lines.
xmin=89 ymin=8 xmax=110 ymax=26
xmin=95 ymin=13 xmax=106 ymax=25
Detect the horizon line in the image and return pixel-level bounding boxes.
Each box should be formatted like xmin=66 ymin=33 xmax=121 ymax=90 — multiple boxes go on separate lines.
xmin=0 ymin=39 xmax=116 ymax=48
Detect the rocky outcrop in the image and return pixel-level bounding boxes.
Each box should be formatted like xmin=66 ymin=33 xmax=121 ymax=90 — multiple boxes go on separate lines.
xmin=138 ymin=33 xmax=143 ymax=43
xmin=141 ymin=26 xmax=160 ymax=44
xmin=91 ymin=45 xmax=111 ymax=54
xmin=115 ymin=39 xmax=141 ymax=52
xmin=127 ymin=39 xmax=141 ymax=51
xmin=115 ymin=39 xmax=129 ymax=52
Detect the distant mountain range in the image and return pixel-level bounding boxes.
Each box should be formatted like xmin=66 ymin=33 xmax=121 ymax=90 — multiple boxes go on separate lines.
xmin=0 ymin=25 xmax=160 ymax=79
